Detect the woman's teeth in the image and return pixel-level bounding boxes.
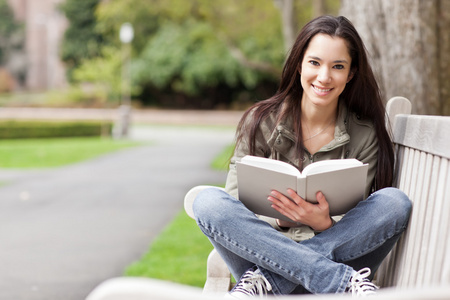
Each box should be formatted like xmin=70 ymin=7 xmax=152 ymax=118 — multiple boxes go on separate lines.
xmin=313 ymin=85 xmax=331 ymax=92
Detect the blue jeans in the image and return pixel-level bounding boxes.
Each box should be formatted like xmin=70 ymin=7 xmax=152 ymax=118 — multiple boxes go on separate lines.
xmin=193 ymin=187 xmax=412 ymax=295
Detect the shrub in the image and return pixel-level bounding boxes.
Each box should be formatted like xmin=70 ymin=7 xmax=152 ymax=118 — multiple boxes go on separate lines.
xmin=0 ymin=120 xmax=112 ymax=139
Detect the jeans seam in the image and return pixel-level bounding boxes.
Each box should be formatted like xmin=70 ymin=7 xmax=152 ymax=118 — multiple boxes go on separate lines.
xmin=198 ymin=220 xmax=342 ymax=294
xmin=336 ymin=222 xmax=408 ymax=262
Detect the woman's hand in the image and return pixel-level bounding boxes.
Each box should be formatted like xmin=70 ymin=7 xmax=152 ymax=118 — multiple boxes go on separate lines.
xmin=268 ymin=189 xmax=333 ymax=231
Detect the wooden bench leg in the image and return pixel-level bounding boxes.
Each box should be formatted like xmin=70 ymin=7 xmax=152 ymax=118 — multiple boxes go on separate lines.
xmin=203 ymin=249 xmax=232 ymax=295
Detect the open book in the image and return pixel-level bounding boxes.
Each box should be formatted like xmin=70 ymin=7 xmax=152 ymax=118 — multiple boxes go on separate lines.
xmin=236 ymin=155 xmax=369 ymax=221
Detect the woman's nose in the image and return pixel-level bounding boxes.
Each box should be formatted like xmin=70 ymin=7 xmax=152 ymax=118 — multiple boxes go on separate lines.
xmin=317 ymin=67 xmax=331 ymax=83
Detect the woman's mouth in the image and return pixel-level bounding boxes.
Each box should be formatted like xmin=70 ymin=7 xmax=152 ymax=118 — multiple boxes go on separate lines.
xmin=312 ymin=85 xmax=332 ymax=93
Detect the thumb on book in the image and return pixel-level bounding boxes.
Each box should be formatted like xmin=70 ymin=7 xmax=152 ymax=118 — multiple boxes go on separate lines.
xmin=316 ymin=191 xmax=326 ymax=205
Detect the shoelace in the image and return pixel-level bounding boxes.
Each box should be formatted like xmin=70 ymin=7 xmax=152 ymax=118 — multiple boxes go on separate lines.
xmin=232 ymin=269 xmax=272 ymax=297
xmin=349 ymin=268 xmax=379 ymax=297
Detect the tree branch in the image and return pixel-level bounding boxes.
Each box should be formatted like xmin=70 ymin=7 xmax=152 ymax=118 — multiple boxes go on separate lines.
xmin=227 ymin=44 xmax=281 ymax=75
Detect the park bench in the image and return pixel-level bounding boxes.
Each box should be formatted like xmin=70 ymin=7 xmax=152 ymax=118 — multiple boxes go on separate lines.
xmin=85 ymin=97 xmax=450 ymax=299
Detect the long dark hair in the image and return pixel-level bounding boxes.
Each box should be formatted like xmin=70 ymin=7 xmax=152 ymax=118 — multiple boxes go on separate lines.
xmin=235 ymin=15 xmax=394 ymax=190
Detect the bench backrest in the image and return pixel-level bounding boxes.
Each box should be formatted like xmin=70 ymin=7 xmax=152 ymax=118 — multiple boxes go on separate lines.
xmin=376 ymin=110 xmax=450 ymax=288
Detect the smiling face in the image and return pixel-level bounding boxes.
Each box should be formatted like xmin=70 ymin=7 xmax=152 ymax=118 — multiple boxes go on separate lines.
xmin=299 ymin=33 xmax=354 ymax=110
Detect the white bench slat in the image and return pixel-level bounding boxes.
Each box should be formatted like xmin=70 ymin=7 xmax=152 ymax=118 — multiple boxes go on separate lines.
xmin=389 ymin=146 xmax=417 ymax=287
xmin=429 ymin=159 xmax=449 ymax=285
xmin=203 ymin=249 xmax=231 ymax=294
xmin=385 ymin=96 xmax=412 ymax=130
xmin=439 ymin=162 xmax=450 ymax=285
xmin=419 ymin=155 xmax=442 ymax=287
xmin=403 ymin=150 xmax=427 ymax=286
xmin=422 ymin=156 xmax=443 ymax=286
xmin=416 ymin=154 xmax=439 ymax=287
xmin=379 ymin=143 xmax=450 ymax=289
xmin=443 ymin=225 xmax=450 ymax=284
xmin=394 ymin=147 xmax=416 ymax=287
xmin=378 ymin=241 xmax=398 ymax=287
xmin=398 ymin=147 xmax=413 ymax=197
xmin=393 ymin=115 xmax=450 ymax=159
xmin=413 ymin=153 xmax=434 ymax=287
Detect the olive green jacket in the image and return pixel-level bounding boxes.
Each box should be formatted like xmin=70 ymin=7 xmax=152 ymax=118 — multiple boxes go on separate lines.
xmin=225 ymin=102 xmax=378 ymax=241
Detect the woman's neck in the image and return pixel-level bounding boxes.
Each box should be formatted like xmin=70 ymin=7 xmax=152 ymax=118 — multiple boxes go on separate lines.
xmin=300 ymin=100 xmax=338 ymax=154
xmin=301 ymin=101 xmax=338 ymax=127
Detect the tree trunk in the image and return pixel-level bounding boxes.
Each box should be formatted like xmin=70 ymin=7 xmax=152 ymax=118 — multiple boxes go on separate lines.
xmin=312 ymin=0 xmax=326 ymax=18
xmin=340 ymin=0 xmax=449 ymax=115
xmin=438 ymin=0 xmax=450 ymax=116
xmin=274 ymin=0 xmax=297 ymax=52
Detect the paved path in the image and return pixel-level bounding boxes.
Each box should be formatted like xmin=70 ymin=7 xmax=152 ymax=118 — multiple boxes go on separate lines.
xmin=0 ymin=107 xmax=244 ymax=126
xmin=0 ymin=123 xmax=236 ymax=300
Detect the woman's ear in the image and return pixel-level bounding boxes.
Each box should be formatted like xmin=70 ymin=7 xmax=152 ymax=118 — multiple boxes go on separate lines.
xmin=347 ymin=69 xmax=355 ymax=83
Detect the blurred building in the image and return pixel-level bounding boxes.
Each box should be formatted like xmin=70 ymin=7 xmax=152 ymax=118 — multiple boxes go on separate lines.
xmin=7 ymin=0 xmax=68 ymax=91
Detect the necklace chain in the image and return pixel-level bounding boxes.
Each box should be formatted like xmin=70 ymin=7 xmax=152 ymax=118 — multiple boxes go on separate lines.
xmin=304 ymin=118 xmax=335 ymax=142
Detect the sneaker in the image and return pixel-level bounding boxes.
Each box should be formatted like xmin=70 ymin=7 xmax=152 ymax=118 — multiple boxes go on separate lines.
xmin=347 ymin=267 xmax=379 ymax=297
xmin=225 ymin=266 xmax=272 ymax=299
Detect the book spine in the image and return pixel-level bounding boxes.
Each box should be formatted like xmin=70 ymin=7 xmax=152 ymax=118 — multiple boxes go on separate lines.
xmin=297 ymin=176 xmax=307 ymax=199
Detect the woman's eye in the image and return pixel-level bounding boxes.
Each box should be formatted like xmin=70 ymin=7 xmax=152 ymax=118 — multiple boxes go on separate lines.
xmin=309 ymin=60 xmax=319 ymax=66
xmin=333 ymin=64 xmax=344 ymax=70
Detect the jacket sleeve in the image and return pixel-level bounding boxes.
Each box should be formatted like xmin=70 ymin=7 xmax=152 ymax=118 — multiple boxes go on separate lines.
xmin=224 ymin=137 xmax=298 ymax=232
xmin=225 ymin=115 xmax=270 ymax=199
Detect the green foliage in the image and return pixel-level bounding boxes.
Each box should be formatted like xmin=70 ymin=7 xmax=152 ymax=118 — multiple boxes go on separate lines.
xmin=0 ymin=137 xmax=140 ymax=169
xmin=95 ymin=0 xmax=161 ymax=53
xmin=133 ymin=21 xmax=261 ymax=96
xmin=0 ymin=0 xmax=18 ymax=35
xmin=125 ymin=210 xmax=213 ymax=287
xmin=0 ymin=0 xmax=23 ymax=65
xmin=73 ymin=0 xmax=287 ymax=106
xmin=59 ymin=0 xmax=105 ymax=79
xmin=45 ymin=85 xmax=110 ymax=107
xmin=72 ymin=46 xmax=123 ymax=101
xmin=0 ymin=89 xmax=110 ymax=108
xmin=0 ymin=120 xmax=112 ymax=139
xmin=64 ymin=0 xmax=339 ymax=108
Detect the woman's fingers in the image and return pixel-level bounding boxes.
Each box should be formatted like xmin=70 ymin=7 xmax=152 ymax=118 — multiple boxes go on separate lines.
xmin=268 ymin=189 xmax=302 ymax=221
xmin=267 ymin=189 xmax=331 ymax=228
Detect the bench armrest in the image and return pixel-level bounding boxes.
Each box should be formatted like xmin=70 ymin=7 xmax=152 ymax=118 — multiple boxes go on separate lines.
xmin=184 ymin=185 xmax=225 ymax=219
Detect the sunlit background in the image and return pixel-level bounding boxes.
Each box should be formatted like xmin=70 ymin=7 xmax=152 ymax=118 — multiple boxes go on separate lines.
xmin=0 ymin=1 xmax=448 ymax=299
xmin=0 ymin=0 xmax=447 ymax=115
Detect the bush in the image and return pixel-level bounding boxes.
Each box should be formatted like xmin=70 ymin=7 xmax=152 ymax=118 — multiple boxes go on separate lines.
xmin=0 ymin=120 xmax=112 ymax=139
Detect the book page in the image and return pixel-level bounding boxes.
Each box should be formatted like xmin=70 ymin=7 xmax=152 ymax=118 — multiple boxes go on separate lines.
xmin=240 ymin=155 xmax=300 ymax=176
xmin=304 ymin=164 xmax=368 ymax=215
xmin=237 ymin=162 xmax=298 ymax=222
xmin=302 ymin=158 xmax=362 ymax=176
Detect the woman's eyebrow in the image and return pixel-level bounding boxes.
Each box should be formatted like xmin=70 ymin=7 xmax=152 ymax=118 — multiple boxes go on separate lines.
xmin=306 ymin=55 xmax=350 ymax=64
xmin=306 ymin=55 xmax=322 ymax=61
xmin=334 ymin=59 xmax=350 ymax=64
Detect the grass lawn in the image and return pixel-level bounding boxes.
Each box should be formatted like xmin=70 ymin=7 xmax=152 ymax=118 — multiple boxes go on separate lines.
xmin=125 ymin=143 xmax=235 ymax=287
xmin=124 ymin=210 xmax=214 ymax=287
xmin=210 ymin=143 xmax=234 ymax=171
xmin=0 ymin=137 xmax=142 ymax=168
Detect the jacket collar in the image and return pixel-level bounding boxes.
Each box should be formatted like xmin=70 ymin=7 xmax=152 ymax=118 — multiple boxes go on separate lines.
xmin=267 ymin=101 xmax=351 ymax=157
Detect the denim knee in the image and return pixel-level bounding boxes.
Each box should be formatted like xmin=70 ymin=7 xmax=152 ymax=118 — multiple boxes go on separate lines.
xmin=370 ymin=187 xmax=412 ymax=227
xmin=193 ymin=187 xmax=230 ymax=222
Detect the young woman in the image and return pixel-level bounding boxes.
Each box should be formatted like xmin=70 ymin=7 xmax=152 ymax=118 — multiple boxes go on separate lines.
xmin=193 ymin=15 xmax=412 ymax=297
